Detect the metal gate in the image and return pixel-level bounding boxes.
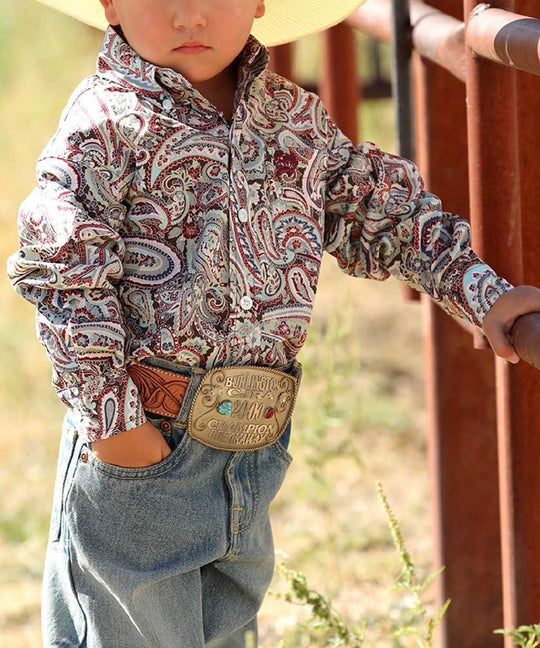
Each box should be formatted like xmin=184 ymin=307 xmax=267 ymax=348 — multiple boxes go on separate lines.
xmin=271 ymin=2 xmax=540 ymax=646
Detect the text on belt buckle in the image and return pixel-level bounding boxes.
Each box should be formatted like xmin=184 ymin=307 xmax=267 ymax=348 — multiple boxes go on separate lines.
xmin=188 ymin=366 xmax=298 ymax=451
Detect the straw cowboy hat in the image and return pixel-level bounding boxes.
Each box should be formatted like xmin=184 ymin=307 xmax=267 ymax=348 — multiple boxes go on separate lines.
xmin=35 ymin=0 xmax=367 ymax=46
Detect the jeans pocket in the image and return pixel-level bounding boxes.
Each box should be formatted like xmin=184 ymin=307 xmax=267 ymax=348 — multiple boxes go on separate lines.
xmin=65 ymin=430 xmax=230 ymax=577
xmin=87 ymin=423 xmax=192 ymax=480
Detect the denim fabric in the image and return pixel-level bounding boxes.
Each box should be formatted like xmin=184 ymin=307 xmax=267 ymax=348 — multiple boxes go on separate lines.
xmin=43 ymin=407 xmax=292 ymax=647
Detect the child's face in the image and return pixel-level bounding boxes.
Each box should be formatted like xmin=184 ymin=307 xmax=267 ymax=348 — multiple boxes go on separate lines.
xmin=99 ymin=0 xmax=266 ymax=84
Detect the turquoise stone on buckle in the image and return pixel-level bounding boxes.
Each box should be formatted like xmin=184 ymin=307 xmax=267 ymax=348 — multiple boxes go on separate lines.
xmin=217 ymin=400 xmax=233 ymax=416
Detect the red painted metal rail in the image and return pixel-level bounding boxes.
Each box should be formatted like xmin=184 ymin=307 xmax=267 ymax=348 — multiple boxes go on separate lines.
xmin=271 ymin=2 xmax=540 ymax=647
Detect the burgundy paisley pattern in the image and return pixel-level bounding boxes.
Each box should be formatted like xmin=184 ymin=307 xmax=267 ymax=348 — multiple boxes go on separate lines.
xmin=7 ymin=28 xmax=511 ymax=441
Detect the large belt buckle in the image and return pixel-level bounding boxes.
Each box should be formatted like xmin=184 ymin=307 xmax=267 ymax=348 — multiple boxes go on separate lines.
xmin=188 ymin=366 xmax=298 ymax=451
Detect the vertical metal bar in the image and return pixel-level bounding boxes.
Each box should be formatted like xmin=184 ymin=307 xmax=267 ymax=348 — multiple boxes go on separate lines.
xmin=464 ymin=0 xmax=523 ymax=283
xmin=465 ymin=0 xmax=540 ymax=637
xmin=495 ymin=355 xmax=540 ymax=636
xmin=391 ymin=0 xmax=420 ymax=301
xmin=494 ymin=0 xmax=540 ymax=635
xmin=268 ymin=43 xmax=294 ymax=80
xmin=425 ymin=303 xmax=504 ymax=648
xmin=391 ymin=0 xmax=415 ymax=160
xmin=515 ymin=0 xmax=540 ymax=289
xmin=319 ymin=22 xmax=359 ymax=143
xmin=414 ymin=1 xmax=504 ymax=641
xmin=464 ymin=2 xmax=522 ymax=633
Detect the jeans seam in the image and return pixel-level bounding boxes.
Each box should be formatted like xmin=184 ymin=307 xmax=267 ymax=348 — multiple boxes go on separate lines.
xmin=62 ymin=480 xmax=89 ymax=647
xmin=235 ymin=452 xmax=258 ymax=533
xmin=272 ymin=439 xmax=293 ymax=466
xmin=50 ymin=430 xmax=79 ymax=544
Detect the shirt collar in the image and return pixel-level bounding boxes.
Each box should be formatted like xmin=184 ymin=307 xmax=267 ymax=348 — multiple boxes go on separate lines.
xmin=97 ymin=27 xmax=269 ymax=102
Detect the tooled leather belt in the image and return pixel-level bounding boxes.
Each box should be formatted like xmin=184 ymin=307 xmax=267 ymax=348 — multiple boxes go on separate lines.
xmin=127 ymin=359 xmax=301 ymax=452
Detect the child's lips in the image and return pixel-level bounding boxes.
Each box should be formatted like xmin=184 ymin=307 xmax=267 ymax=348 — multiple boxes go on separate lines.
xmin=174 ymin=41 xmax=210 ymax=54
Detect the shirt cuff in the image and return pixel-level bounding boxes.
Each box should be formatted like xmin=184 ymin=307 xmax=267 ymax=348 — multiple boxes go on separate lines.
xmin=442 ymin=261 xmax=514 ymax=327
xmin=57 ymin=375 xmax=147 ymax=442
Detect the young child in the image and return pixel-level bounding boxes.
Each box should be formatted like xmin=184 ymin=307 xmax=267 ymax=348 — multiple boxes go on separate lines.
xmin=8 ymin=0 xmax=540 ymax=646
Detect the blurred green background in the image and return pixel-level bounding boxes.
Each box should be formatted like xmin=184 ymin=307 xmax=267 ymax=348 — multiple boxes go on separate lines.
xmin=0 ymin=2 xmax=430 ymax=646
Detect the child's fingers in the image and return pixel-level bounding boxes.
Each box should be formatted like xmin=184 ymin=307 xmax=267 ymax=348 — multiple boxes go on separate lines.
xmin=482 ymin=314 xmax=518 ymax=362
xmin=487 ymin=329 xmax=520 ymax=363
xmin=482 ymin=285 xmax=540 ymax=363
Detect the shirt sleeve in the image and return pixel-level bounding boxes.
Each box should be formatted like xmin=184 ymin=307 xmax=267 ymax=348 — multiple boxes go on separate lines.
xmin=7 ymin=86 xmax=146 ymax=442
xmin=322 ymin=123 xmax=512 ymax=327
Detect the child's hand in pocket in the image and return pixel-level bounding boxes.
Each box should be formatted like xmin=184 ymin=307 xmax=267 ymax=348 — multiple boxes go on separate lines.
xmin=91 ymin=421 xmax=171 ymax=468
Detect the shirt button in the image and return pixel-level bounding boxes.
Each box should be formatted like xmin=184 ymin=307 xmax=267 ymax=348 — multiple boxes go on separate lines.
xmin=163 ymin=98 xmax=173 ymax=110
xmin=240 ymin=295 xmax=253 ymax=311
xmin=238 ymin=208 xmax=249 ymax=223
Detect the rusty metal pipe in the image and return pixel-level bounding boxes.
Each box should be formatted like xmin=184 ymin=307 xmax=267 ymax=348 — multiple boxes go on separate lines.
xmin=467 ymin=4 xmax=540 ymax=76
xmin=348 ymin=0 xmax=540 ymax=79
xmin=319 ymin=23 xmax=359 ymax=143
xmin=347 ymin=0 xmax=393 ymax=43
xmin=348 ymin=0 xmax=466 ymax=80
xmin=413 ymin=1 xmax=504 ymax=636
xmin=410 ymin=2 xmax=466 ymax=80
xmin=448 ymin=313 xmax=540 ymax=371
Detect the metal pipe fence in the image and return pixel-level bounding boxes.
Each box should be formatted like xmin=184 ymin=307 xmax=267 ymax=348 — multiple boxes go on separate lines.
xmin=271 ymin=2 xmax=540 ymax=646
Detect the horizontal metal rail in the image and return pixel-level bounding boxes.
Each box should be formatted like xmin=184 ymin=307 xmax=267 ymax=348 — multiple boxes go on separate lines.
xmin=347 ymin=0 xmax=540 ymax=81
xmin=468 ymin=4 xmax=540 ymax=76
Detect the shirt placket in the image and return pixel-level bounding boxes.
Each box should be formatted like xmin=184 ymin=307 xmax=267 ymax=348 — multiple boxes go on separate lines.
xmin=226 ymin=129 xmax=260 ymax=365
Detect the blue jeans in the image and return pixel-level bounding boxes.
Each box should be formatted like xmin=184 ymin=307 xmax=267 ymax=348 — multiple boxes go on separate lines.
xmin=42 ymin=409 xmax=293 ymax=647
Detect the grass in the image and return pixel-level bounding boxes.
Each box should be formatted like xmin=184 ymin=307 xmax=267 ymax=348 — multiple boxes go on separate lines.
xmin=0 ymin=2 xmax=434 ymax=647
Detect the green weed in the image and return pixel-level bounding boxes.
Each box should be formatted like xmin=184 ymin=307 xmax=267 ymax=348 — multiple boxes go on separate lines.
xmin=495 ymin=625 xmax=540 ymax=648
xmin=273 ymin=483 xmax=449 ymax=648
xmin=275 ymin=562 xmax=366 ymax=647
xmin=377 ymin=482 xmax=450 ymax=648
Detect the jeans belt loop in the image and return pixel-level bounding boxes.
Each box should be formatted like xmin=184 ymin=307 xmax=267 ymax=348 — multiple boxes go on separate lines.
xmin=176 ymin=368 xmax=205 ymax=426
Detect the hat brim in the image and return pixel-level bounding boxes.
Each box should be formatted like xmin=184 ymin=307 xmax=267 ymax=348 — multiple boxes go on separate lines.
xmin=253 ymin=0 xmax=367 ymax=46
xmin=35 ymin=0 xmax=367 ymax=46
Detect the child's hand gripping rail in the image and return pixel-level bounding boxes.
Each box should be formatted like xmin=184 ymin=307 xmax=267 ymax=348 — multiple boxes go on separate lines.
xmin=511 ymin=312 xmax=540 ymax=370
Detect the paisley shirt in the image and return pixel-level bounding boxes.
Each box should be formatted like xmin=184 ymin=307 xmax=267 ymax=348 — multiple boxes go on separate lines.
xmin=8 ymin=28 xmax=511 ymax=442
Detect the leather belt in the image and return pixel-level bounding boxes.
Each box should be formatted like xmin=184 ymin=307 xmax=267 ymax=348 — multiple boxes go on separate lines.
xmin=127 ymin=360 xmax=301 ymax=452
